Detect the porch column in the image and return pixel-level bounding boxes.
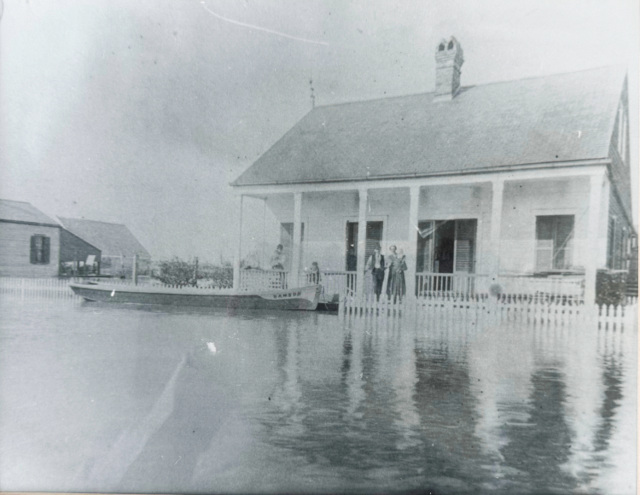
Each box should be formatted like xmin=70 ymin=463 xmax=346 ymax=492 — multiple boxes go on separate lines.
xmin=356 ymin=188 xmax=368 ymax=296
xmin=232 ymin=194 xmax=244 ymax=290
xmin=407 ymin=185 xmax=420 ymax=299
xmin=489 ymin=179 xmax=504 ymax=280
xmin=291 ymin=192 xmax=302 ymax=287
xmin=585 ymin=172 xmax=605 ymax=304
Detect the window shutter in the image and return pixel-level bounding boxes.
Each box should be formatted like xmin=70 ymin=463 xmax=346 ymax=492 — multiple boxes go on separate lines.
xmin=30 ymin=236 xmax=37 ymax=264
xmin=416 ymin=221 xmax=434 ymax=272
xmin=536 ymin=242 xmax=554 ymax=272
xmin=43 ymin=236 xmax=50 ymax=264
xmin=536 ymin=217 xmax=555 ymax=271
xmin=454 ymin=240 xmax=472 ymax=272
xmin=454 ymin=220 xmax=476 ymax=273
xmin=554 ymin=216 xmax=573 ymax=269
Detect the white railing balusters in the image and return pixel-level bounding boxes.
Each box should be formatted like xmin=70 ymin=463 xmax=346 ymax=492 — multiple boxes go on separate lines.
xmin=339 ymin=292 xmax=637 ymax=328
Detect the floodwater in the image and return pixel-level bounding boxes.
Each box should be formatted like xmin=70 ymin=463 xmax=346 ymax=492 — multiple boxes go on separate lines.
xmin=0 ymin=295 xmax=636 ymax=494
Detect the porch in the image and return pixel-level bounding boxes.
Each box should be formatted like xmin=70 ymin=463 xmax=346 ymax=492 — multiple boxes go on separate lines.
xmin=232 ymin=165 xmax=610 ymax=304
xmin=238 ymin=268 xmax=585 ymax=304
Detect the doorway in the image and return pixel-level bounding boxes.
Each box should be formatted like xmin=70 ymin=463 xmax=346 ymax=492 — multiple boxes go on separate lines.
xmin=416 ymin=219 xmax=476 ymax=274
xmin=345 ymin=221 xmax=383 ymax=271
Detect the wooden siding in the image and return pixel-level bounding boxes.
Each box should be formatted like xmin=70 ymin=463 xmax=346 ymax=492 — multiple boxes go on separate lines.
xmin=608 ymin=186 xmax=633 ymax=270
xmin=59 ymin=229 xmax=101 ymax=264
xmin=607 ymin=78 xmax=633 ymax=225
xmin=0 ymin=222 xmax=60 ymax=277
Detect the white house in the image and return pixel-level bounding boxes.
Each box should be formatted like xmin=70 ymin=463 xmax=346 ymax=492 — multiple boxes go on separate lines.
xmin=230 ymin=37 xmax=634 ymax=303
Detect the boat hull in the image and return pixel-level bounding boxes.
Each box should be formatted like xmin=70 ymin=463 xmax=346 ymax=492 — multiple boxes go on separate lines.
xmin=69 ymin=283 xmax=321 ymax=311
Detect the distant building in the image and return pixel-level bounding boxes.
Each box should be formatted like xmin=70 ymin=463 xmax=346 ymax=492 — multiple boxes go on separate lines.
xmin=58 ymin=217 xmax=151 ymax=278
xmin=0 ymin=199 xmax=100 ymax=277
xmin=231 ymin=37 xmax=635 ymax=303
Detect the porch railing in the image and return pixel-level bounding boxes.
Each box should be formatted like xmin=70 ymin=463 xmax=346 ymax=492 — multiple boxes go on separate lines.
xmin=238 ymin=268 xmax=586 ymax=303
xmin=496 ymin=274 xmax=584 ymax=303
xmin=415 ymin=272 xmax=489 ymax=298
xmin=238 ymin=268 xmax=288 ymax=291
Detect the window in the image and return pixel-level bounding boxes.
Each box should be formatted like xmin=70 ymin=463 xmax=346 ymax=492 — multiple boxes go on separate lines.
xmin=622 ymin=229 xmax=629 ymax=270
xmin=30 ymin=235 xmax=50 ymax=264
xmin=607 ymin=217 xmax=616 ymax=268
xmin=535 ymin=216 xmax=574 ymax=271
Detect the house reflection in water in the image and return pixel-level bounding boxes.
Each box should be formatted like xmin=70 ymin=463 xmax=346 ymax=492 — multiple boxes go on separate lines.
xmin=256 ymin=315 xmax=635 ymax=493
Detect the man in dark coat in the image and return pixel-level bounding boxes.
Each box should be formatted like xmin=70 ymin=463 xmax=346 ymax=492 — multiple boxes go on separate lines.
xmin=365 ymin=244 xmax=385 ymax=300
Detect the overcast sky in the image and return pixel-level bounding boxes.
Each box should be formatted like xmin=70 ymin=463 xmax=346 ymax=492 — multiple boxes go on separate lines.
xmin=1 ymin=0 xmax=638 ymax=261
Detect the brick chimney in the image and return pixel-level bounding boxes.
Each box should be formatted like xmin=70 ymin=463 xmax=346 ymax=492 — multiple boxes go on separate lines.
xmin=434 ymin=37 xmax=464 ymax=101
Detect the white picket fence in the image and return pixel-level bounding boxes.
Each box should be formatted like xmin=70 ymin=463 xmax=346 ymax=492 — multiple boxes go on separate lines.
xmin=0 ymin=277 xmax=79 ymax=299
xmin=339 ymin=294 xmax=638 ymax=328
xmin=0 ymin=276 xmax=157 ymax=299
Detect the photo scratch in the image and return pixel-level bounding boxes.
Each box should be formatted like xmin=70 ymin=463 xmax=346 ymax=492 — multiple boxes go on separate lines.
xmin=198 ymin=0 xmax=329 ymax=46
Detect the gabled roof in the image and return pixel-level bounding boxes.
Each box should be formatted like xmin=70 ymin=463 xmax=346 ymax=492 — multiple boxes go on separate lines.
xmin=0 ymin=199 xmax=59 ymax=226
xmin=58 ymin=217 xmax=151 ymax=259
xmin=233 ymin=66 xmax=625 ymax=186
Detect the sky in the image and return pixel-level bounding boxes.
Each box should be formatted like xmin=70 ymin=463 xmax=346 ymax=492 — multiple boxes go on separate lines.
xmin=1 ymin=0 xmax=638 ymax=262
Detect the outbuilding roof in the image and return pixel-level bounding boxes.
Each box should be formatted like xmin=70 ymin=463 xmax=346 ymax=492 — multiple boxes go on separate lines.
xmin=0 ymin=199 xmax=59 ymax=226
xmin=58 ymin=217 xmax=151 ymax=259
xmin=233 ymin=66 xmax=625 ymax=186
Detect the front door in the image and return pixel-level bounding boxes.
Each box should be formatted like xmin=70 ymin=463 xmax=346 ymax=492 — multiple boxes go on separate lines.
xmin=345 ymin=221 xmax=384 ymax=271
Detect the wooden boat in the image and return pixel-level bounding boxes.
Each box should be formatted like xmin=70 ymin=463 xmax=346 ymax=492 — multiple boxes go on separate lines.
xmin=69 ymin=282 xmax=321 ymax=311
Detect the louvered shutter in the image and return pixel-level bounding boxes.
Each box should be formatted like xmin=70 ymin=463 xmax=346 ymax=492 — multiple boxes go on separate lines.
xmin=43 ymin=237 xmax=50 ymax=264
xmin=536 ymin=217 xmax=554 ymax=271
xmin=554 ymin=216 xmax=573 ymax=269
xmin=30 ymin=236 xmax=37 ymax=264
xmin=454 ymin=220 xmax=476 ymax=273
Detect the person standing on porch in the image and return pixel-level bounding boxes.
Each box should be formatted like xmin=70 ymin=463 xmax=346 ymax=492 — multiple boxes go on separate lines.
xmin=365 ymin=244 xmax=385 ymax=301
xmin=386 ymin=245 xmax=407 ymax=302
xmin=307 ymin=261 xmax=321 ymax=284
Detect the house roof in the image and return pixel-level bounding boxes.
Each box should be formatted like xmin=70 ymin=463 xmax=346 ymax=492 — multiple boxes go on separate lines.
xmin=57 ymin=217 xmax=151 ymax=259
xmin=233 ymin=66 xmax=625 ymax=186
xmin=0 ymin=199 xmax=59 ymax=226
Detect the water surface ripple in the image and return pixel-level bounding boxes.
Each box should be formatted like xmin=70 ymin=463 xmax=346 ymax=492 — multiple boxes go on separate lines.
xmin=0 ymin=296 xmax=635 ymax=494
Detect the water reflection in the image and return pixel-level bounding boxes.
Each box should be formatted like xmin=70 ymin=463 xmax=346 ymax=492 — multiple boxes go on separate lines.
xmin=0 ymin=296 xmax=635 ymax=494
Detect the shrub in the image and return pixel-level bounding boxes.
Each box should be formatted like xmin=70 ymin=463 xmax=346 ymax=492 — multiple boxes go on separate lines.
xmin=595 ymin=270 xmax=627 ymax=306
xmin=152 ymin=257 xmax=233 ymax=288
xmin=199 ymin=262 xmax=233 ymax=288
xmin=154 ymin=257 xmax=196 ymax=285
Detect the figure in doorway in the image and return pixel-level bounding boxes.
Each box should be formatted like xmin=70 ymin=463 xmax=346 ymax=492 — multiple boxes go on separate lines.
xmin=386 ymin=245 xmax=407 ymax=302
xmin=365 ymin=243 xmax=385 ymax=301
